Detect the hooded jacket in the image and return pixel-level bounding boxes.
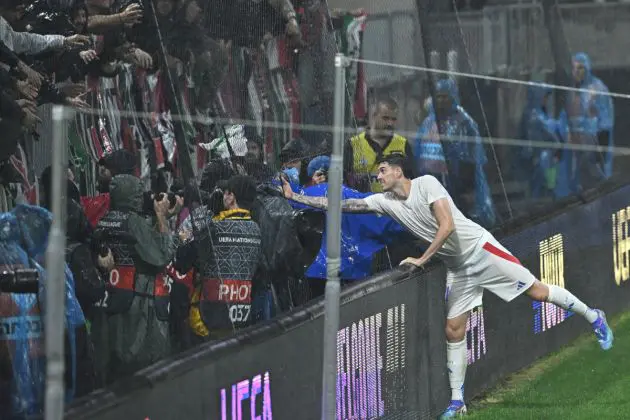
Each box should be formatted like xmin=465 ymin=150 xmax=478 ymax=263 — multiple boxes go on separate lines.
xmin=93 ymin=175 xmax=177 ymax=378
xmin=0 ymin=205 xmax=84 ymax=418
xmin=415 ymin=78 xmax=496 ymax=228
xmin=81 ymin=149 xmax=138 ymax=227
xmin=519 ymin=84 xmax=561 ymax=155
xmin=515 ymin=84 xmax=563 ymax=197
xmin=564 ymin=52 xmax=614 ymax=177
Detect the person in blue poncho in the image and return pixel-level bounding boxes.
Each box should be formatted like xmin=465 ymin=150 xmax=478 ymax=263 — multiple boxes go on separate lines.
xmin=0 ymin=205 xmax=85 ymax=419
xmin=517 ymin=84 xmax=563 ymax=198
xmin=289 ymin=156 xmax=407 ymax=298
xmin=558 ymin=52 xmax=614 ymax=196
xmin=415 ymin=78 xmax=496 ymax=228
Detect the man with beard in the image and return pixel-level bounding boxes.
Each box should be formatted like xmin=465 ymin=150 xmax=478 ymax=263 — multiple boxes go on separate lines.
xmin=92 ymin=174 xmax=178 ymax=385
xmin=243 ymin=130 xmax=274 ymax=183
xmin=344 ymin=97 xmax=414 ymax=193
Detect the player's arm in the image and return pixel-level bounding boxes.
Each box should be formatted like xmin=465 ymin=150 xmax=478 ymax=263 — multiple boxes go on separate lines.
xmin=401 ymin=198 xmax=455 ymax=268
xmin=281 ymin=178 xmax=372 ymax=213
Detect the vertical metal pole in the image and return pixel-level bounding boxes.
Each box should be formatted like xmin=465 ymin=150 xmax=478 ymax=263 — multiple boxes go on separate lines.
xmin=45 ymin=105 xmax=70 ymax=420
xmin=321 ymin=53 xmax=346 ymax=420
xmin=541 ymin=0 xmax=572 ymax=111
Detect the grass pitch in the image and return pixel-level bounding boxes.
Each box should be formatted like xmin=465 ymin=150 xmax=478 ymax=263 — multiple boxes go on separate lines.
xmin=466 ymin=311 xmax=630 ymax=419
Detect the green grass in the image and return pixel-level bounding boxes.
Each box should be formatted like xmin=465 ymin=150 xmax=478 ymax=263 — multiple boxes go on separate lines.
xmin=466 ymin=311 xmax=630 ymax=419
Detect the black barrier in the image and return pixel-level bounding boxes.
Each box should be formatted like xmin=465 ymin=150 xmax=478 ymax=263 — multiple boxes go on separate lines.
xmin=66 ymin=182 xmax=630 ymax=419
xmin=66 ymin=263 xmax=448 ymax=420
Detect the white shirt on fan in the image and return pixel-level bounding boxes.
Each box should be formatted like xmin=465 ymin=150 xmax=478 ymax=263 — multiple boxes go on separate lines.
xmin=363 ymin=175 xmax=487 ymax=269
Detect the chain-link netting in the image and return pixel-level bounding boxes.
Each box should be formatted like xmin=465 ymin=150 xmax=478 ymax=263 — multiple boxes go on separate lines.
xmin=2 ymin=0 xmax=630 ymax=417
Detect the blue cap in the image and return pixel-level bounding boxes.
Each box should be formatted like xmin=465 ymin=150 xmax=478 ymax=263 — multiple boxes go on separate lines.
xmin=307 ymin=156 xmax=331 ymax=177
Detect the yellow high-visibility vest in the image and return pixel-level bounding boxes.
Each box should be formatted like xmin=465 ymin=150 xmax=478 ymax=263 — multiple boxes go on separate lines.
xmin=350 ymin=132 xmax=408 ymax=192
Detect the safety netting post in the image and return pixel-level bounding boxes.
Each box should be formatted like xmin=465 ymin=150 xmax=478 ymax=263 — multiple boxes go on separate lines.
xmin=45 ymin=105 xmax=71 ymax=420
xmin=320 ymin=52 xmax=348 ymax=420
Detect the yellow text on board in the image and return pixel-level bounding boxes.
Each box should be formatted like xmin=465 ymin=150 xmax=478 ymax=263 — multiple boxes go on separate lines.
xmin=613 ymin=207 xmax=630 ymax=285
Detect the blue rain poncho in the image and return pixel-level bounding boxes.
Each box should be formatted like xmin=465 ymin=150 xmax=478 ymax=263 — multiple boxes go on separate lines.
xmin=415 ymin=79 xmax=496 ymax=228
xmin=557 ymin=52 xmax=614 ymax=196
xmin=0 ymin=205 xmax=85 ymax=418
xmin=289 ymin=183 xmax=406 ymax=280
xmin=517 ymin=84 xmax=563 ymax=197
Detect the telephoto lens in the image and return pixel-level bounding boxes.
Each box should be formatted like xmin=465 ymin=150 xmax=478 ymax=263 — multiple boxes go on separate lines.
xmin=0 ymin=268 xmax=39 ymax=294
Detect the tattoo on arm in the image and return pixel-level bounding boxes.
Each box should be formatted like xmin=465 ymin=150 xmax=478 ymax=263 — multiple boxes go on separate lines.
xmin=341 ymin=199 xmax=371 ymax=213
xmin=290 ymin=194 xmax=329 ymax=209
xmin=290 ymin=196 xmax=371 ymax=213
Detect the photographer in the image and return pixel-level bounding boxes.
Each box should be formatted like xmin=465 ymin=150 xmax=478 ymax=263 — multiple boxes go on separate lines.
xmin=173 ymin=175 xmax=261 ymax=346
xmin=92 ymin=174 xmax=180 ymax=385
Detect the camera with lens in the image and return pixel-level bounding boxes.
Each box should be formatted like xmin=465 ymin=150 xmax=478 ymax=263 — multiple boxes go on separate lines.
xmin=0 ymin=268 xmax=39 ymax=294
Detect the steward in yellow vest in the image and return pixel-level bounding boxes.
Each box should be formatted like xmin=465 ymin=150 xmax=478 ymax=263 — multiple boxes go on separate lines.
xmin=346 ymin=132 xmax=412 ymax=192
xmin=343 ymin=98 xmax=414 ymax=192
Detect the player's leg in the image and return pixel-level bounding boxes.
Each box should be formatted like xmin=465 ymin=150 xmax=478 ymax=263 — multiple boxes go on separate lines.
xmin=440 ymin=272 xmax=482 ymax=418
xmin=525 ymin=280 xmax=613 ymax=350
xmin=481 ymin=236 xmax=613 ymax=351
xmin=440 ymin=311 xmax=470 ymax=419
xmin=445 ymin=311 xmax=470 ymax=410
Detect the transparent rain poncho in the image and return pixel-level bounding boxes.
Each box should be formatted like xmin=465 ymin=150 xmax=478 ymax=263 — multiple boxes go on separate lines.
xmin=0 ymin=205 xmax=85 ymax=418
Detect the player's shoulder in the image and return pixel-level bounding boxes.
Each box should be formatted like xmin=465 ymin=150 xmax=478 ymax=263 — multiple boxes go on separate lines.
xmin=413 ymin=174 xmax=441 ymax=186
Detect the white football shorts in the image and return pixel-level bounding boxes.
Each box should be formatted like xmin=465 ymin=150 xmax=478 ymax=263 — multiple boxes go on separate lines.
xmin=445 ymin=233 xmax=537 ymax=319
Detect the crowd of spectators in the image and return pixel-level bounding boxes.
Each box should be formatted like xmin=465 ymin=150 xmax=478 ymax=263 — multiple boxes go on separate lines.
xmin=0 ymin=0 xmax=616 ymax=417
xmin=0 ymin=0 xmax=372 ymax=416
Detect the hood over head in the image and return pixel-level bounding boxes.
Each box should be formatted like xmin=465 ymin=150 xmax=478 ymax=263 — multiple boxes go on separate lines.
xmin=108 ymin=174 xmax=144 ymax=213
xmin=573 ymin=52 xmax=593 ymax=85
xmin=436 ymin=78 xmax=461 ymax=107
xmin=526 ymin=83 xmax=552 ymax=110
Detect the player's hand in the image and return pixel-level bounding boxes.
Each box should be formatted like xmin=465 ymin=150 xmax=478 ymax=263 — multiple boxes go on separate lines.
xmin=281 ymin=176 xmax=293 ymax=199
xmin=400 ymin=256 xmax=427 ymax=268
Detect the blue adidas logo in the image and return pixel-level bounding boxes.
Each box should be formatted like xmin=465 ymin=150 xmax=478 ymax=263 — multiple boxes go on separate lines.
xmin=517 ymin=281 xmax=527 ymax=290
